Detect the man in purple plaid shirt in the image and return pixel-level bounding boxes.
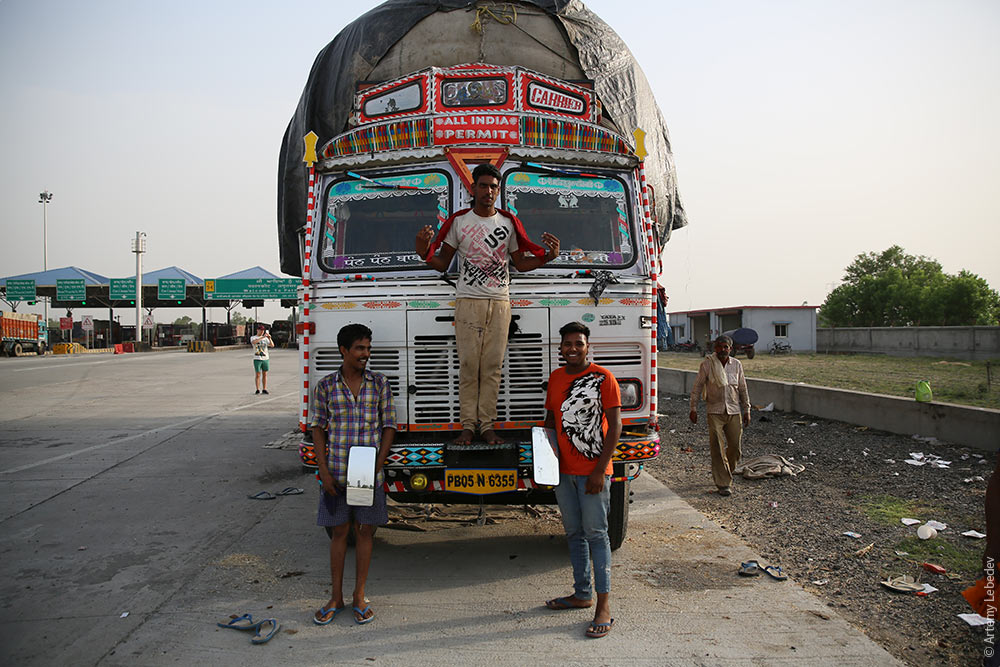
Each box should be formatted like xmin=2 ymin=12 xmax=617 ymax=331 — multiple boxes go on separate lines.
xmin=310 ymin=323 xmax=396 ymax=626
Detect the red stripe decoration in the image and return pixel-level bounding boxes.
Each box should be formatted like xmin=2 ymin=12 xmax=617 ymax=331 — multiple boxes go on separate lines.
xmin=637 ymin=161 xmax=658 ymax=421
xmin=300 ymin=161 xmax=316 ymax=431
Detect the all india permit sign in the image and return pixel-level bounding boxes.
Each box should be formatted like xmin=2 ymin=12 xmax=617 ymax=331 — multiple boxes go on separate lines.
xmin=203 ymin=278 xmax=298 ymax=300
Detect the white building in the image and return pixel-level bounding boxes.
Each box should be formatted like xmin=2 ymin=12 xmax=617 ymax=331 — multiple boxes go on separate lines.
xmin=667 ymin=305 xmax=818 ymax=353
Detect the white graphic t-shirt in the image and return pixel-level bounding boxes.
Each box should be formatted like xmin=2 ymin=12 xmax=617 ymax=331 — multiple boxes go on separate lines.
xmin=443 ymin=210 xmax=517 ymax=299
xmin=251 ymin=335 xmax=270 ymax=360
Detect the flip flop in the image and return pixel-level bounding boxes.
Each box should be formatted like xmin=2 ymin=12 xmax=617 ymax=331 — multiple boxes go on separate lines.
xmin=586 ymin=618 xmax=614 ymax=639
xmin=247 ymin=491 xmax=276 ymax=500
xmin=217 ymin=613 xmax=257 ymax=630
xmin=764 ymin=565 xmax=788 ymax=581
xmin=880 ymin=575 xmax=925 ymax=593
xmin=545 ymin=596 xmax=590 ymax=610
xmin=353 ymin=605 xmax=375 ymax=625
xmin=738 ymin=560 xmax=761 ymax=576
xmin=276 ymin=487 xmax=304 ymax=496
xmin=251 ymin=618 xmax=280 ymax=644
xmin=313 ymin=605 xmax=344 ymax=625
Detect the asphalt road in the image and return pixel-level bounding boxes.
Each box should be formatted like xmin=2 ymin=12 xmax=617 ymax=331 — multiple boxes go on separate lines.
xmin=0 ymin=349 xmax=900 ymax=666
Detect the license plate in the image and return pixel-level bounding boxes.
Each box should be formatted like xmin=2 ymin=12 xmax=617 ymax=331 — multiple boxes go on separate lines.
xmin=444 ymin=469 xmax=517 ymax=495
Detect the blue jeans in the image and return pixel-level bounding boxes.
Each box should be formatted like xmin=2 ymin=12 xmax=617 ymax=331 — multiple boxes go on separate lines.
xmin=554 ymin=472 xmax=611 ymax=599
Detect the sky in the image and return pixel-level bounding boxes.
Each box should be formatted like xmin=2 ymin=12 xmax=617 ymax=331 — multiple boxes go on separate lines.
xmin=1 ymin=0 xmax=998 ymax=326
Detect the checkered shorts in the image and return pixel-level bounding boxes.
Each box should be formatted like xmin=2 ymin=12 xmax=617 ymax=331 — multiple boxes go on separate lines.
xmin=316 ymin=485 xmax=388 ymax=527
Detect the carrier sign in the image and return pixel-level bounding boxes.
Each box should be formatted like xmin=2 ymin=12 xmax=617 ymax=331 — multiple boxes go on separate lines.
xmin=527 ymin=82 xmax=585 ymax=115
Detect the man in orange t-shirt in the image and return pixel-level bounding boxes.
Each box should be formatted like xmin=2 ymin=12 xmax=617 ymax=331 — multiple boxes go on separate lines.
xmin=542 ymin=321 xmax=621 ymax=639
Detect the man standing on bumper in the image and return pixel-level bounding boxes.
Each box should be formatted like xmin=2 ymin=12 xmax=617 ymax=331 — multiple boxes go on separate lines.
xmin=310 ymin=324 xmax=396 ymax=625
xmin=416 ymin=163 xmax=559 ymax=446
xmin=689 ymin=334 xmax=751 ymax=496
xmin=543 ymin=321 xmax=621 ymax=639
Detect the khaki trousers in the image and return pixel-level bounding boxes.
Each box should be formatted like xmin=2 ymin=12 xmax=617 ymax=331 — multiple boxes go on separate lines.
xmin=707 ymin=413 xmax=743 ymax=489
xmin=454 ymin=298 xmax=511 ymax=431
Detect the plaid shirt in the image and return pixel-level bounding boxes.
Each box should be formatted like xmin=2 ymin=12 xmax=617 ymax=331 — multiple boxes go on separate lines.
xmin=309 ymin=369 xmax=396 ymax=485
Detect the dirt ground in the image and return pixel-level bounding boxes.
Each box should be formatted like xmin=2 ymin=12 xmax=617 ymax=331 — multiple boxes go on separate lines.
xmin=645 ymin=391 xmax=995 ymax=667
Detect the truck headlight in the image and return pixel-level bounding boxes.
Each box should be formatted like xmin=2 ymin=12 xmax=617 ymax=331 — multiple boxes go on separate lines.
xmin=619 ymin=379 xmax=642 ymax=409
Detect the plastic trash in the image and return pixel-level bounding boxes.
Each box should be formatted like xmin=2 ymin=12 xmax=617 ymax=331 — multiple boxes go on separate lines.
xmin=900 ymin=518 xmax=921 ymax=526
xmin=843 ymin=531 xmax=862 ymax=539
xmin=915 ymin=380 xmax=933 ymax=402
xmin=962 ymin=530 xmax=987 ymax=539
xmin=925 ymin=520 xmax=948 ymax=531
xmin=760 ymin=402 xmax=774 ymax=412
xmin=922 ymin=562 xmax=946 ymax=575
xmin=917 ymin=525 xmax=937 ymax=540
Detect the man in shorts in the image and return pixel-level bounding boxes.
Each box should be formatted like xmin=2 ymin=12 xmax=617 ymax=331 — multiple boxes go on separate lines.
xmin=543 ymin=321 xmax=621 ymax=638
xmin=310 ymin=324 xmax=396 ymax=625
xmin=250 ymin=323 xmax=274 ymax=394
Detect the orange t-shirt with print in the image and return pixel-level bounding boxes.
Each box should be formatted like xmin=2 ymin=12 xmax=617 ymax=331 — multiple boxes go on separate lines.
xmin=545 ymin=363 xmax=621 ymax=476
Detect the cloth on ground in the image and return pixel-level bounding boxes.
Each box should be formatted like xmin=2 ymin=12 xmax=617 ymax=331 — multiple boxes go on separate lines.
xmin=734 ymin=454 xmax=806 ymax=479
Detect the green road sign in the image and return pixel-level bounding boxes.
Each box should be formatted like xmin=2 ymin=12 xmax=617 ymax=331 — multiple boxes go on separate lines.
xmin=110 ymin=278 xmax=136 ymax=300
xmin=57 ymin=279 xmax=86 ymax=301
xmin=158 ymin=278 xmax=186 ymax=301
xmin=203 ymin=278 xmax=299 ymax=300
xmin=6 ymin=279 xmax=36 ymax=301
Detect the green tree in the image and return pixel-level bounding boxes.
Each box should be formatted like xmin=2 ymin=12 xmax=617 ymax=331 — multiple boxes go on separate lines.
xmin=230 ymin=311 xmax=248 ymax=325
xmin=173 ymin=315 xmax=193 ymax=325
xmin=820 ymin=246 xmax=999 ymax=327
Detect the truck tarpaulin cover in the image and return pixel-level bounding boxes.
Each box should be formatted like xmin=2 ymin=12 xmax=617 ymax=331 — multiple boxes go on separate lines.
xmin=277 ymin=0 xmax=688 ymax=276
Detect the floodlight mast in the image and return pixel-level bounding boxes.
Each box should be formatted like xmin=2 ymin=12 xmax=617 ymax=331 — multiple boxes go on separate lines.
xmin=38 ymin=190 xmax=53 ymax=327
xmin=132 ymin=232 xmax=146 ymax=344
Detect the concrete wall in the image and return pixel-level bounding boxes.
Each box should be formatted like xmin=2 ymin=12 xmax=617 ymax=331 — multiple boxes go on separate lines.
xmin=659 ymin=367 xmax=999 ymax=452
xmin=817 ymin=326 xmax=1000 ymax=360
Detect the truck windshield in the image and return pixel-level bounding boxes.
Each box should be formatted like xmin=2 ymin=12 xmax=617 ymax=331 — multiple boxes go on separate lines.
xmin=319 ymin=171 xmax=451 ymax=273
xmin=502 ymin=171 xmax=636 ymax=268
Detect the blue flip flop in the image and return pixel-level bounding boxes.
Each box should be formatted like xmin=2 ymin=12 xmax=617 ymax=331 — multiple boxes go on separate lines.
xmin=313 ymin=605 xmax=344 ymax=625
xmin=353 ymin=605 xmax=374 ymax=625
xmin=764 ymin=565 xmax=788 ymax=581
xmin=276 ymin=487 xmax=304 ymax=496
xmin=247 ymin=491 xmax=276 ymax=500
xmin=217 ymin=613 xmax=257 ymax=630
xmin=586 ymin=618 xmax=614 ymax=638
xmin=251 ymin=618 xmax=280 ymax=644
xmin=738 ymin=560 xmax=761 ymax=576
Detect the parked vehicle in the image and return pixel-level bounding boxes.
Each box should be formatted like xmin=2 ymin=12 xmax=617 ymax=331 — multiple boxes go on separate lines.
xmin=724 ymin=327 xmax=758 ymax=359
xmin=278 ymin=2 xmax=687 ymax=549
xmin=1 ymin=312 xmax=47 ymax=356
xmin=770 ymin=340 xmax=792 ymax=355
xmin=270 ymin=319 xmax=294 ymax=346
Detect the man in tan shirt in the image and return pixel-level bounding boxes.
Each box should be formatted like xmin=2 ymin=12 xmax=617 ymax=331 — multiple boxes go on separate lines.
xmin=689 ymin=334 xmax=751 ymax=496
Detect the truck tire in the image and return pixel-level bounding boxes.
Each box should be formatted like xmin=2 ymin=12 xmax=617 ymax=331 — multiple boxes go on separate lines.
xmin=608 ymin=477 xmax=630 ymax=551
xmin=747 ymin=347 xmax=755 ymax=359
xmin=12 ymin=342 xmax=23 ymax=357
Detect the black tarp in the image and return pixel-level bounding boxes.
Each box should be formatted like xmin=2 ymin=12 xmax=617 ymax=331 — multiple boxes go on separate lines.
xmin=277 ymin=0 xmax=687 ymax=276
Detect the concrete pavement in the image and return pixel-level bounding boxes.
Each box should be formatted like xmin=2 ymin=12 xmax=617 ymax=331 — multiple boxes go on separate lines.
xmin=0 ymin=349 xmax=901 ymax=665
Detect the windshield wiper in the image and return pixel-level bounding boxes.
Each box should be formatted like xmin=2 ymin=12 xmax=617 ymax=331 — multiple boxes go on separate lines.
xmin=522 ymin=162 xmax=602 ymax=179
xmin=347 ymin=171 xmax=430 ymax=191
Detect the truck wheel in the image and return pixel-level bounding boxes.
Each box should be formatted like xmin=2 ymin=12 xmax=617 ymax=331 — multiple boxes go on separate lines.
xmin=12 ymin=342 xmax=23 ymax=357
xmin=747 ymin=347 xmax=755 ymax=359
xmin=607 ymin=477 xmax=630 ymax=551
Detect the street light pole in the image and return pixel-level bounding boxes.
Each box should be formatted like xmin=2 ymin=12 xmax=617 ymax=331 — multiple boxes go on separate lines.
xmin=132 ymin=232 xmax=146 ymax=344
xmin=38 ymin=190 xmax=53 ymax=328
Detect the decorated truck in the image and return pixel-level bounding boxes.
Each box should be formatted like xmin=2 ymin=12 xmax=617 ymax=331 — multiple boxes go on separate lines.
xmin=1 ymin=312 xmax=47 ymax=356
xmin=277 ymin=0 xmax=687 ymax=548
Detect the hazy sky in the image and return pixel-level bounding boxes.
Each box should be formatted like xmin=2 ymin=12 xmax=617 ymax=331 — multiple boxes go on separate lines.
xmin=2 ymin=0 xmax=997 ymax=325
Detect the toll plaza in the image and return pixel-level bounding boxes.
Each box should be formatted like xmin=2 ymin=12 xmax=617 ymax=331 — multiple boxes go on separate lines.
xmin=0 ymin=265 xmax=299 ymax=350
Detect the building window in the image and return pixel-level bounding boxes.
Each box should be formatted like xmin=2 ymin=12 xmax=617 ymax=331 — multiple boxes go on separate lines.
xmin=774 ymin=323 xmax=788 ymax=338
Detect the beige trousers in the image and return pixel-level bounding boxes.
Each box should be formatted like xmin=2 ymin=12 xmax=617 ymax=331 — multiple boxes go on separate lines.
xmin=454 ymin=298 xmax=511 ymax=431
xmin=707 ymin=413 xmax=743 ymax=489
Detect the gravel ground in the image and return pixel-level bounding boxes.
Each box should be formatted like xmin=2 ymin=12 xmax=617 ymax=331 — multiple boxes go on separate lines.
xmin=645 ymin=391 xmax=996 ymax=667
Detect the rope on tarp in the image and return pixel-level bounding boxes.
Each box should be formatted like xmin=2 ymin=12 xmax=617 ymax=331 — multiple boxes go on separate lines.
xmin=469 ymin=3 xmax=579 ymax=68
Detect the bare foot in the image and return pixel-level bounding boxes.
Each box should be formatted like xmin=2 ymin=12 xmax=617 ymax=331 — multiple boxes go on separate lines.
xmin=545 ymin=594 xmax=593 ymax=610
xmin=453 ymin=429 xmax=474 ymax=445
xmin=481 ymin=429 xmax=505 ymax=445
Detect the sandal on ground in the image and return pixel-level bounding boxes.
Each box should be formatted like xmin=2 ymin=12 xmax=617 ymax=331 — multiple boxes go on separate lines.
xmin=738 ymin=560 xmax=761 ymax=576
xmin=313 ymin=605 xmax=344 ymax=625
xmin=764 ymin=565 xmax=788 ymax=581
xmin=247 ymin=491 xmax=276 ymax=500
xmin=545 ymin=596 xmax=591 ymax=610
xmin=217 ymin=613 xmax=258 ymax=630
xmin=251 ymin=619 xmax=280 ymax=644
xmin=586 ymin=618 xmax=614 ymax=638
xmin=881 ymin=575 xmax=925 ymax=593
xmin=353 ymin=604 xmax=375 ymax=624
xmin=276 ymin=487 xmax=304 ymax=496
